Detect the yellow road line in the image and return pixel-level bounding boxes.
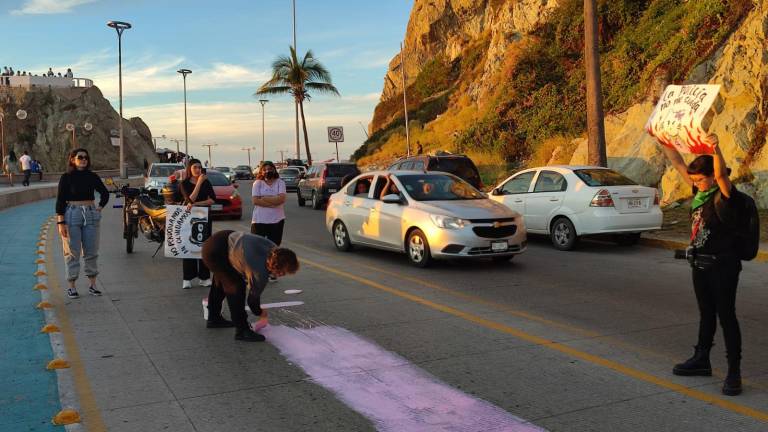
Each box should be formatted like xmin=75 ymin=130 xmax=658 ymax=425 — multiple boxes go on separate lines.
xmin=45 ymin=226 xmax=107 ymax=432
xmin=301 ymin=256 xmax=768 ymax=423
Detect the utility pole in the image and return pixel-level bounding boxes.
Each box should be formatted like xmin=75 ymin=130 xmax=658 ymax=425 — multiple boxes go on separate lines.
xmin=202 ymin=143 xmax=218 ymax=167
xmin=242 ymin=146 xmax=256 ymax=167
xmin=400 ymin=42 xmax=411 ymax=157
xmin=259 ymin=99 xmax=268 ymax=163
xmin=277 ymin=149 xmax=290 ymax=164
xmin=584 ymin=0 xmax=607 ymax=167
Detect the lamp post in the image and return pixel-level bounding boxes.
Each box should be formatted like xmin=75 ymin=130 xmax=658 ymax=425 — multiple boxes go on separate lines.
xmin=0 ymin=109 xmax=28 ymax=162
xmin=241 ymin=147 xmax=256 ymax=168
xmin=258 ymin=99 xmax=268 ymax=163
xmin=65 ymin=121 xmax=93 ymax=149
xmin=292 ymin=0 xmax=300 ymax=161
xmin=107 ymin=20 xmax=132 ymax=179
xmin=202 ymin=143 xmax=218 ymax=167
xmin=177 ymin=69 xmax=192 ymax=157
xmin=152 ymin=134 xmax=166 ymax=151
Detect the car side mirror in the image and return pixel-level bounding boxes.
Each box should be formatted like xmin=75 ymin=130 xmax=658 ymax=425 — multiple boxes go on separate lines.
xmin=233 ymin=183 xmax=239 ymax=188
xmin=491 ymin=188 xmax=502 ymax=196
xmin=381 ymin=194 xmax=402 ymax=204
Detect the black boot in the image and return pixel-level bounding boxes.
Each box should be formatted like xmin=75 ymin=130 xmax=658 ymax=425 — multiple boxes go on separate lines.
xmin=235 ymin=328 xmax=265 ymax=342
xmin=673 ymin=345 xmax=712 ymax=376
xmin=207 ymin=316 xmax=235 ymax=328
xmin=722 ymin=358 xmax=742 ymax=396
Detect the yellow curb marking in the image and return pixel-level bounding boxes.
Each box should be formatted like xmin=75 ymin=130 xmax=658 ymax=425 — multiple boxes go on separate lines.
xmin=36 ymin=301 xmax=53 ymax=309
xmin=302 ymin=257 xmax=768 ymax=423
xmin=34 ymin=270 xmax=46 ymax=276
xmin=41 ymin=324 xmax=61 ymax=333
xmin=34 ymin=283 xmax=47 ymax=290
xmin=52 ymin=409 xmax=81 ymax=426
xmin=35 ymin=259 xmax=46 ymax=264
xmin=36 ymin=250 xmax=45 ymax=255
xmin=46 ymin=359 xmax=70 ymax=370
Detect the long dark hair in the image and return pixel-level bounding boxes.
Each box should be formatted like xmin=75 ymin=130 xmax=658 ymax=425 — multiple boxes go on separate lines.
xmin=257 ymin=161 xmax=277 ymax=181
xmin=67 ymin=148 xmax=91 ymax=173
xmin=184 ymin=158 xmax=202 ymax=181
xmin=7 ymin=150 xmax=16 ymax=162
xmin=687 ymin=155 xmax=714 ymax=177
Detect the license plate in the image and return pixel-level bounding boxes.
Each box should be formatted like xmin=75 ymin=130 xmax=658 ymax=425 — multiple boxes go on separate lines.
xmin=211 ymin=204 xmax=223 ymax=211
xmin=627 ymin=198 xmax=643 ymax=209
xmin=328 ymin=189 xmax=338 ymax=193
xmin=491 ymin=240 xmax=509 ymax=252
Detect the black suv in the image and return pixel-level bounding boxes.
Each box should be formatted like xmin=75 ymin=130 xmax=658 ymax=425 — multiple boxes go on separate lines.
xmin=387 ymin=153 xmax=484 ymax=190
xmin=233 ymin=165 xmax=253 ymax=180
xmin=297 ymin=162 xmax=360 ymax=209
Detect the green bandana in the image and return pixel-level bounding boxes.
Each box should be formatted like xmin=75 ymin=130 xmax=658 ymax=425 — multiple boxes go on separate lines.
xmin=691 ymin=187 xmax=719 ymax=211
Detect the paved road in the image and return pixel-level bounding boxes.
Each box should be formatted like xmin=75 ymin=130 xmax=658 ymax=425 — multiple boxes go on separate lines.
xmin=10 ymin=181 xmax=768 ymax=431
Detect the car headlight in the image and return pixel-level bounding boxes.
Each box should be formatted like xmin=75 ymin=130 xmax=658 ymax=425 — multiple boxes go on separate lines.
xmin=229 ymin=189 xmax=240 ymax=200
xmin=429 ymin=214 xmax=467 ymax=229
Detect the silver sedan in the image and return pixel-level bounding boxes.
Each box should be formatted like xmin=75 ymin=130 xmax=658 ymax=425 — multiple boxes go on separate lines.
xmin=326 ymin=171 xmax=527 ymax=267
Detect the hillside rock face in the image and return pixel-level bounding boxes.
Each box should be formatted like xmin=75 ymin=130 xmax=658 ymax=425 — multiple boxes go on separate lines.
xmin=0 ymin=85 xmax=156 ymax=173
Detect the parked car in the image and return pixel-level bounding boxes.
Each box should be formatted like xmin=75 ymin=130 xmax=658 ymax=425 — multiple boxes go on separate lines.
xmin=145 ymin=163 xmax=184 ymax=191
xmin=206 ymin=169 xmax=242 ymax=220
xmin=388 ymin=153 xmax=484 ymax=190
xmin=490 ymin=165 xmax=662 ymax=251
xmin=233 ymin=165 xmax=253 ymax=180
xmin=298 ymin=162 xmax=360 ymax=209
xmin=326 ymin=171 xmax=526 ymax=267
xmin=287 ymin=165 xmax=307 ymax=177
xmin=215 ymin=166 xmax=235 ymax=182
xmin=279 ymin=167 xmax=301 ymax=191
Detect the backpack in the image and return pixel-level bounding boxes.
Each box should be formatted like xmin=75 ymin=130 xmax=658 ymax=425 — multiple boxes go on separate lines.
xmin=714 ymin=187 xmax=760 ymax=261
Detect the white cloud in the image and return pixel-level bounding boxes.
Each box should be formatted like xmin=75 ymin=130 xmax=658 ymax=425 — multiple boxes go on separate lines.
xmin=11 ymin=0 xmax=96 ymax=15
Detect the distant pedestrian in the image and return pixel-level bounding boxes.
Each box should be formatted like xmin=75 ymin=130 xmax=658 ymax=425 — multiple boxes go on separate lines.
xmin=55 ymin=148 xmax=109 ymax=299
xmin=2 ymin=150 xmax=19 ymax=186
xmin=179 ymin=158 xmax=215 ymax=290
xmin=204 ymin=160 xmax=209 ymax=168
xmin=201 ymin=230 xmax=299 ymax=341
xmin=47 ymin=67 xmax=54 ymax=77
xmin=659 ymin=134 xmax=746 ymax=396
xmin=251 ymin=161 xmax=286 ymax=281
xmin=36 ymin=160 xmax=44 ymax=181
xmin=19 ymin=150 xmax=32 ymax=186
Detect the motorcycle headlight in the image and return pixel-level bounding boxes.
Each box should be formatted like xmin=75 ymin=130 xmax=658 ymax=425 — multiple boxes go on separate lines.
xmin=229 ymin=189 xmax=240 ymax=200
xmin=429 ymin=214 xmax=467 ymax=229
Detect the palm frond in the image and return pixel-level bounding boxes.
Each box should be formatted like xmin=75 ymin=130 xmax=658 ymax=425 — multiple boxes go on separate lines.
xmin=305 ymin=82 xmax=340 ymax=96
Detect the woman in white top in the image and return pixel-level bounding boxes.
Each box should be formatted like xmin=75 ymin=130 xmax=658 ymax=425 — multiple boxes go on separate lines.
xmin=251 ymin=161 xmax=287 ymax=249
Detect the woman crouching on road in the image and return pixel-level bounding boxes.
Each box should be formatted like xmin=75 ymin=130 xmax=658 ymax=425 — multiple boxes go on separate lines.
xmin=659 ymin=134 xmax=745 ymax=396
xmin=251 ymin=161 xmax=286 ymax=281
xmin=180 ymin=159 xmax=216 ymax=289
xmin=55 ymin=148 xmax=109 ymax=299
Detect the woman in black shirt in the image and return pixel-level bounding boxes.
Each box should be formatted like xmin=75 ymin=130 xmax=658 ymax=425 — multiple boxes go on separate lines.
xmin=180 ymin=159 xmax=216 ymax=289
xmin=660 ymin=134 xmax=744 ymax=396
xmin=55 ymin=148 xmax=109 ymax=299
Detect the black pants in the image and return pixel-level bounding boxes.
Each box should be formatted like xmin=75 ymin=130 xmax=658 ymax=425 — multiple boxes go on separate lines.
xmin=692 ymin=260 xmax=742 ymax=361
xmin=202 ymin=230 xmax=260 ymax=331
xmin=251 ymin=219 xmax=285 ymax=245
xmin=183 ymin=220 xmax=212 ymax=280
xmin=22 ymin=169 xmax=31 ymax=186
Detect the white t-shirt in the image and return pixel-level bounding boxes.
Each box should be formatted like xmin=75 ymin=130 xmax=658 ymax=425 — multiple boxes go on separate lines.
xmin=251 ymin=179 xmax=286 ymax=224
xmin=19 ymin=154 xmax=31 ymax=170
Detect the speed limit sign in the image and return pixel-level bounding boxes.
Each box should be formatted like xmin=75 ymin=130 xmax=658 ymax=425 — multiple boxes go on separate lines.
xmin=327 ymin=126 xmax=344 ymax=142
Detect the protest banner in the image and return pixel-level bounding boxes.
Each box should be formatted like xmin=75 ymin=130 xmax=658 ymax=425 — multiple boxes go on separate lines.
xmin=645 ymin=84 xmax=723 ymax=154
xmin=164 ymin=205 xmax=209 ymax=259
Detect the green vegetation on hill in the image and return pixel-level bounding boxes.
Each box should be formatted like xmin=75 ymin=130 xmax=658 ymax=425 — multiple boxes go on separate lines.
xmin=355 ymin=0 xmax=753 ymax=170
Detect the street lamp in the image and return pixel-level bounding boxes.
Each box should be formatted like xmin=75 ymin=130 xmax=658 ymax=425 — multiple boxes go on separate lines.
xmin=152 ymin=134 xmax=166 ymax=151
xmin=241 ymin=146 xmax=256 ymax=168
xmin=202 ymin=143 xmax=218 ymax=167
xmin=65 ymin=121 xmax=93 ymax=149
xmin=259 ymin=99 xmax=268 ymax=163
xmin=177 ymin=68 xmax=192 ymax=157
xmin=0 ymin=109 xmax=28 ymax=162
xmin=107 ymin=20 xmax=132 ymax=179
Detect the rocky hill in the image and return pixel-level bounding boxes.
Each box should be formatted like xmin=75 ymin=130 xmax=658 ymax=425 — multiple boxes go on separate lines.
xmin=0 ymin=85 xmax=156 ymax=173
xmin=357 ymin=0 xmax=768 ymax=207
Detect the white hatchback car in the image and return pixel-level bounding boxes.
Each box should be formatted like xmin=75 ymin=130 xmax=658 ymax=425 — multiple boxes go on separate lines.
xmin=145 ymin=163 xmax=184 ymax=191
xmin=490 ymin=166 xmax=662 ymax=250
xmin=326 ymin=171 xmax=527 ymax=267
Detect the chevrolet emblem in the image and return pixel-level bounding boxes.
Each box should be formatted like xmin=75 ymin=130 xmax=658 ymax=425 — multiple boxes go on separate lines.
xmin=493 ymin=222 xmax=501 ymax=228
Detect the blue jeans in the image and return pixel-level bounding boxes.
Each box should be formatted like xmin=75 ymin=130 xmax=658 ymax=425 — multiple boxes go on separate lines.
xmin=62 ymin=205 xmax=101 ymax=282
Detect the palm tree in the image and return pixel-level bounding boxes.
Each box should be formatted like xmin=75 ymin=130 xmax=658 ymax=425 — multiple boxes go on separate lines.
xmin=256 ymin=47 xmax=340 ymax=165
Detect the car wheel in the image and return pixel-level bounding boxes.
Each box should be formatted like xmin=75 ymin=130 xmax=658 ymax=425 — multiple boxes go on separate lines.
xmin=407 ymin=229 xmax=432 ymax=267
xmin=550 ymin=217 xmax=579 ymax=251
xmin=332 ymin=221 xmax=353 ymax=251
xmin=615 ymin=233 xmax=641 ymax=246
xmin=491 ymin=255 xmax=514 ymax=263
xmin=311 ymin=191 xmax=322 ymax=210
xmin=297 ymin=191 xmax=306 ymax=206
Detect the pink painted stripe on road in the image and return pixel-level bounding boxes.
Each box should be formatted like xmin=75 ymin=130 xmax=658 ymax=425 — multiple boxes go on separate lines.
xmin=263 ymin=325 xmax=545 ymax=432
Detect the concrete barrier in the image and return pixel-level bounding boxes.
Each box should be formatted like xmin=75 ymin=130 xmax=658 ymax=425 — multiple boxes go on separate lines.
xmin=0 ymin=175 xmax=145 ymax=212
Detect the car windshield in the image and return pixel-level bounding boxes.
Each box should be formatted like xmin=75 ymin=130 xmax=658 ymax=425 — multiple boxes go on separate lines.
xmin=215 ymin=167 xmax=230 ymax=172
xmin=149 ymin=165 xmax=182 ymax=177
xmin=235 ymin=166 xmax=250 ymax=171
xmin=327 ymin=164 xmax=359 ymax=178
xmin=397 ymin=174 xmax=484 ymax=201
xmin=206 ymin=171 xmax=230 ymax=186
xmin=574 ymin=169 xmax=636 ymax=186
xmin=279 ymin=168 xmax=299 ymax=176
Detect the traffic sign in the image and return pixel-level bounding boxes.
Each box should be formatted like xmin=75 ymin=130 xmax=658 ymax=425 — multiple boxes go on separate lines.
xmin=327 ymin=126 xmax=344 ymax=142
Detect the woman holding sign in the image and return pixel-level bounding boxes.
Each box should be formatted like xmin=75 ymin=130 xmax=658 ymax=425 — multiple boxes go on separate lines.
xmin=251 ymin=161 xmax=286 ymax=281
xmin=658 ymin=134 xmax=745 ymax=396
xmin=180 ymin=159 xmax=216 ymax=289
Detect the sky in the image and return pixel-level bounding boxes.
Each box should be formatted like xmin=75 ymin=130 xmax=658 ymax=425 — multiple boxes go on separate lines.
xmin=0 ymin=0 xmax=412 ymax=166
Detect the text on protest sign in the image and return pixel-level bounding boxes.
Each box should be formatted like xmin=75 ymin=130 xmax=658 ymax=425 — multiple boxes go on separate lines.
xmin=645 ymin=84 xmax=722 ymax=154
xmin=164 ymin=205 xmax=209 ymax=259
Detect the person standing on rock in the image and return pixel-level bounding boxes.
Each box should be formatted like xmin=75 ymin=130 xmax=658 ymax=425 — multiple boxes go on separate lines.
xmin=55 ymin=148 xmax=109 ymax=299
xmin=658 ymin=133 xmax=746 ymax=396
xmin=2 ymin=150 xmax=19 ymax=187
xmin=19 ymin=150 xmax=32 ymax=187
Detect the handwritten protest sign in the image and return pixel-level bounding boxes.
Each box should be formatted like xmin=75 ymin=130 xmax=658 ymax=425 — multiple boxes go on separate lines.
xmin=164 ymin=205 xmax=209 ymax=259
xmin=645 ymin=84 xmax=722 ymax=154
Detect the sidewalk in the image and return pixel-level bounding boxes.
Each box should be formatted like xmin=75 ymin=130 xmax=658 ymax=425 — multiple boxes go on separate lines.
xmin=641 ymin=232 xmax=768 ymax=263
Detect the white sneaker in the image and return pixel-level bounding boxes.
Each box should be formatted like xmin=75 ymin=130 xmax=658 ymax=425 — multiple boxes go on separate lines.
xmin=199 ymin=278 xmax=212 ymax=287
xmin=182 ymin=280 xmax=192 ymax=289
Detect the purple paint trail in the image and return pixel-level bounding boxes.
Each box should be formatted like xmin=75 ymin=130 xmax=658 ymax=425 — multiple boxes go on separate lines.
xmin=262 ymin=325 xmax=546 ymax=432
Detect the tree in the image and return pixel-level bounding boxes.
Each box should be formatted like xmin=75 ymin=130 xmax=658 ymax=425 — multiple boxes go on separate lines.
xmin=256 ymin=47 xmax=340 ymax=165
